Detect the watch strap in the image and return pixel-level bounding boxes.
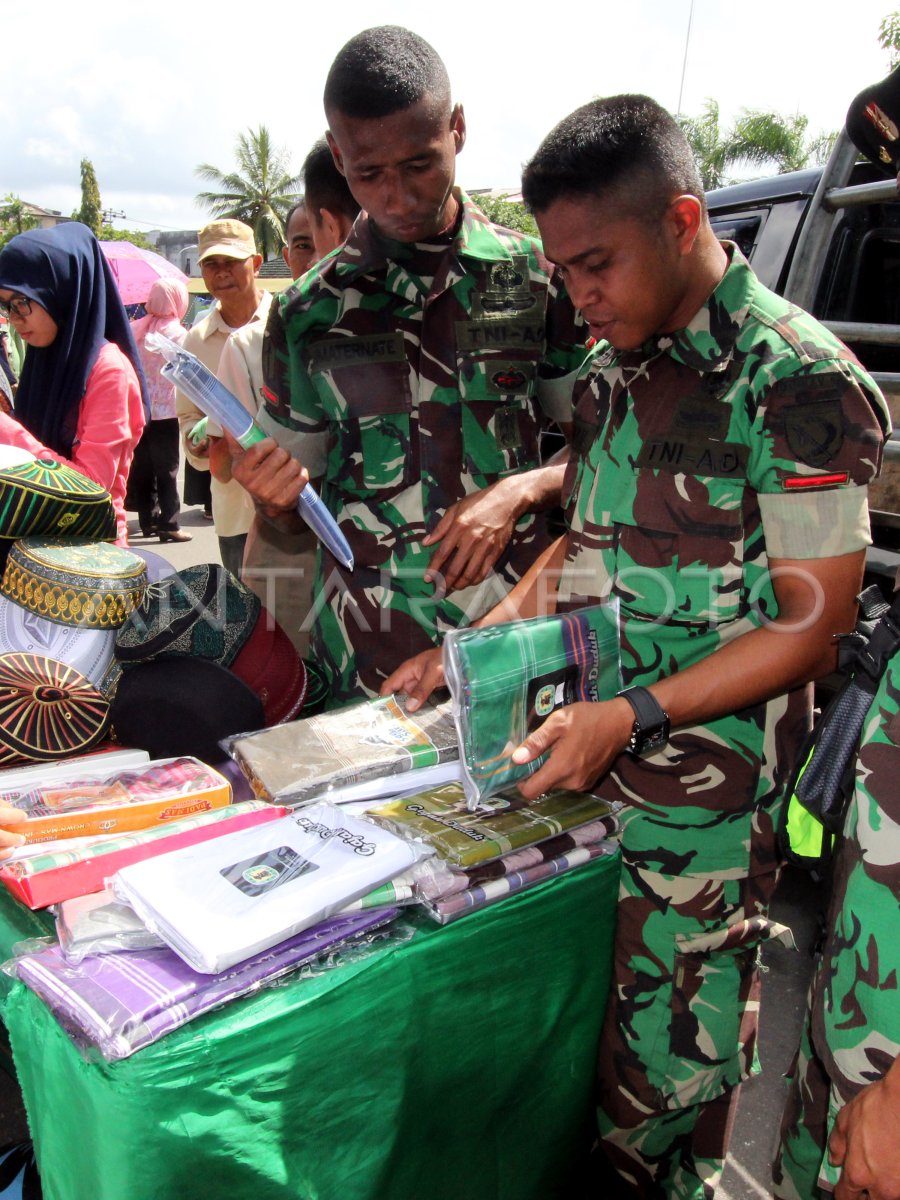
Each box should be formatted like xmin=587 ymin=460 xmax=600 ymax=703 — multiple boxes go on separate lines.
xmin=616 ymin=686 xmax=670 ymax=756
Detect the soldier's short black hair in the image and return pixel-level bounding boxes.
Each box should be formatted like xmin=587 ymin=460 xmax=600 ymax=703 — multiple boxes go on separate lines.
xmin=284 ymin=200 xmax=306 ymax=230
xmin=522 ymin=95 xmax=706 ymax=220
xmin=324 ymin=26 xmax=450 ymax=119
xmin=302 ymin=139 xmax=361 ymax=224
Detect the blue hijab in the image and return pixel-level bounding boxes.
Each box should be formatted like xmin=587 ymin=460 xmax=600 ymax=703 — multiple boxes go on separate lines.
xmin=0 ymin=223 xmax=147 ymax=456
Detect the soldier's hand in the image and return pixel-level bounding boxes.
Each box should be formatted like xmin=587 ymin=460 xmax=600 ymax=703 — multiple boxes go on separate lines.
xmin=829 ymin=1065 xmax=900 ymax=1200
xmin=0 ymin=804 xmax=27 ymax=861
xmin=381 ymin=649 xmax=445 ymax=712
xmin=227 ymin=434 xmax=309 ymax=518
xmin=423 ymin=479 xmax=523 ymax=593
xmin=510 ymin=699 xmax=634 ymax=800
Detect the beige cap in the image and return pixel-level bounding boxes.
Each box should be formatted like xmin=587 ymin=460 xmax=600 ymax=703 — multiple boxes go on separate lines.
xmin=198 ymin=219 xmax=257 ymax=262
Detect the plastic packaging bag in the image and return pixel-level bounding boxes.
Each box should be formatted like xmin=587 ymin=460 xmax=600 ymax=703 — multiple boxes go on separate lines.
xmin=442 ymin=604 xmax=620 ymax=808
xmin=56 ymin=887 xmax=165 ymax=963
xmin=112 ymin=802 xmax=432 ymax=973
xmin=12 ymin=907 xmax=400 ymax=1061
xmin=223 ymin=694 xmax=459 ymax=806
xmin=368 ymin=784 xmax=619 ymax=869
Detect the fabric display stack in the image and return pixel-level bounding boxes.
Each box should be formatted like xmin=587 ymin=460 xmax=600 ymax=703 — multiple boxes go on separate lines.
xmin=0 ymin=590 xmax=623 ymax=1070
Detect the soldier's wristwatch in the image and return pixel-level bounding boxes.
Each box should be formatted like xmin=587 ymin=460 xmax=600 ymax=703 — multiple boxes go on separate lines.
xmin=616 ymin=686 xmax=670 ymax=758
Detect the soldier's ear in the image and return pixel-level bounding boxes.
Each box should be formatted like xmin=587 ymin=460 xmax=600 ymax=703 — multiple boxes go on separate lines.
xmin=450 ymin=104 xmax=466 ymax=156
xmin=666 ymin=195 xmax=703 ymax=258
xmin=326 ymin=131 xmax=346 ymax=178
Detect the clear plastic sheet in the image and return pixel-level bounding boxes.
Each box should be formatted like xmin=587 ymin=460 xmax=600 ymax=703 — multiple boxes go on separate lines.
xmin=9 ymin=907 xmax=402 ymax=1061
xmin=223 ymin=693 xmax=459 ymax=806
xmin=112 ymin=803 xmax=432 ymax=972
xmin=56 ymin=888 xmax=165 ymax=963
xmin=442 ymin=603 xmax=620 ymax=808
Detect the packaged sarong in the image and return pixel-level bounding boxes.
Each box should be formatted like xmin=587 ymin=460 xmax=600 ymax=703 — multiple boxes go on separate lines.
xmin=0 ymin=800 xmax=283 ymax=909
xmin=423 ymin=844 xmax=618 ymax=924
xmin=0 ymin=756 xmax=232 ymax=844
xmin=113 ymin=803 xmax=429 ymax=972
xmin=442 ymin=605 xmax=620 ymax=807
xmin=414 ymin=816 xmax=620 ymax=900
xmin=368 ymin=784 xmax=618 ymax=869
xmin=224 ymin=694 xmax=458 ymax=806
xmin=14 ymin=907 xmax=398 ymax=1061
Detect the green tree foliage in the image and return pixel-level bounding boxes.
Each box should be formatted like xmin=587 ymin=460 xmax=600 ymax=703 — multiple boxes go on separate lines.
xmin=678 ymin=99 xmax=837 ymax=191
xmin=879 ymin=11 xmax=900 ymax=68
xmin=0 ymin=194 xmax=39 ymax=248
xmin=77 ymin=159 xmax=103 ymax=237
xmin=195 ymin=126 xmax=302 ymax=261
xmin=474 ymin=194 xmax=540 ymax=238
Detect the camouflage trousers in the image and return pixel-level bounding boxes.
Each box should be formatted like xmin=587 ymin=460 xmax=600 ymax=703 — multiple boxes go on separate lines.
xmin=772 ymin=1015 xmax=835 ymax=1198
xmin=596 ymin=859 xmax=786 ymax=1198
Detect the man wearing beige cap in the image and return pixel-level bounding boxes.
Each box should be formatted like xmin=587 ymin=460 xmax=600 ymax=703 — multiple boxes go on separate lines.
xmin=176 ymin=219 xmax=271 ymax=576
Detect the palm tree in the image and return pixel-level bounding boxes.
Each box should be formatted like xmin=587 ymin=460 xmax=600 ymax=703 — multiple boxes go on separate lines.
xmin=195 ymin=126 xmax=302 ymax=261
xmin=678 ymin=100 xmax=837 ymax=191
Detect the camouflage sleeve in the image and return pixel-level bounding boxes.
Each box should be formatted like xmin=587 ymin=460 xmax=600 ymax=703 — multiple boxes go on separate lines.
xmin=535 ymin=271 xmax=589 ymax=427
xmin=257 ymin=286 xmax=330 ymax=479
xmin=749 ymin=358 xmax=889 ymax=559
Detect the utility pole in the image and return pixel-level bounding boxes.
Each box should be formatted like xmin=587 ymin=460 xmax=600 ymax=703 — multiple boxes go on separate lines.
xmin=677 ymin=0 xmax=695 ymax=117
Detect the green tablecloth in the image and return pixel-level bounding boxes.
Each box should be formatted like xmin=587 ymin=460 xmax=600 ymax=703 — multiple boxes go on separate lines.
xmin=1 ymin=852 xmax=620 ymax=1200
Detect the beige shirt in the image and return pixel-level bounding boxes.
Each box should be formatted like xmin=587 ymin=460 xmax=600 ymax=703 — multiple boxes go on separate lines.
xmin=175 ymin=290 xmax=272 ymax=538
xmin=216 ymin=321 xmax=325 ymax=656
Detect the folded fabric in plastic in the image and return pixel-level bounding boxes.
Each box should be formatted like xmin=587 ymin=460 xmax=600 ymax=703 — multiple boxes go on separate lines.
xmin=424 ymin=844 xmax=618 ymax=924
xmin=368 ymin=784 xmax=618 ymax=869
xmin=0 ymin=755 xmax=232 ymax=844
xmin=113 ymin=803 xmax=429 ymax=972
xmin=414 ymin=816 xmax=620 ymax=900
xmin=442 ymin=605 xmax=620 ymax=808
xmin=56 ymin=887 xmax=166 ymax=963
xmin=0 ymin=800 xmax=283 ymax=909
xmin=225 ymin=694 xmax=458 ymax=806
xmin=14 ymin=907 xmax=398 ymax=1061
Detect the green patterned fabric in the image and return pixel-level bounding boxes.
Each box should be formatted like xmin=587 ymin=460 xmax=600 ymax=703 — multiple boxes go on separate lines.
xmin=369 ymin=784 xmax=618 ymax=869
xmin=259 ymin=191 xmax=587 ymax=705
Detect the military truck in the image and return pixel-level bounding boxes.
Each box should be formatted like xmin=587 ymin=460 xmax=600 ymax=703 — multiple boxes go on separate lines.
xmin=706 ymin=132 xmax=900 ymax=584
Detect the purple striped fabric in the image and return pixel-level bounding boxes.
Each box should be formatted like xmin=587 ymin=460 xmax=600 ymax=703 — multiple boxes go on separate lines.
xmin=15 ymin=907 xmax=398 ymax=1061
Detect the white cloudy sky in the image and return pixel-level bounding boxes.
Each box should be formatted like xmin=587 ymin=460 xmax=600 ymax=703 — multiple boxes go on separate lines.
xmin=0 ymin=0 xmax=894 ymax=233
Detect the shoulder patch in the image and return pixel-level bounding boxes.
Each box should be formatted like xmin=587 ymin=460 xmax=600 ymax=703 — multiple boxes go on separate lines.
xmin=783 ymin=399 xmax=844 ymax=467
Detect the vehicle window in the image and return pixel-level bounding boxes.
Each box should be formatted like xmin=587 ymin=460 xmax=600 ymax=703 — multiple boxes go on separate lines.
xmin=709 ymin=213 xmax=764 ymax=260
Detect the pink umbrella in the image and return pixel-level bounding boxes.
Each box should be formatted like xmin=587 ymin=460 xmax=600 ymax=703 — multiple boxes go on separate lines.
xmin=99 ymin=241 xmax=189 ymax=305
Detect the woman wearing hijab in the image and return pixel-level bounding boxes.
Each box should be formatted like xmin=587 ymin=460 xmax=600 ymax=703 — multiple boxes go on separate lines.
xmin=0 ymin=223 xmax=146 ymax=546
xmin=128 ymin=277 xmax=191 ymax=542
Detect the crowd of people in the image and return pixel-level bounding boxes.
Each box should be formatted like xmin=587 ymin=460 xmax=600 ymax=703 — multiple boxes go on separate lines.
xmin=0 ymin=21 xmax=897 ymax=1200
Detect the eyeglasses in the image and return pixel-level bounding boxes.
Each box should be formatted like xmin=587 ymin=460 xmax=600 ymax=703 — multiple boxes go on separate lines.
xmin=0 ymin=296 xmax=32 ymax=320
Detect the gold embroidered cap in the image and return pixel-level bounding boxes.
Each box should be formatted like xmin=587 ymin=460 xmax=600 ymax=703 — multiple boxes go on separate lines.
xmin=0 ymin=539 xmax=148 ymax=631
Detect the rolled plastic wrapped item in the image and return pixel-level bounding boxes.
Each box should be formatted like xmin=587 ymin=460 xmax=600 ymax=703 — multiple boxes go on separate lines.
xmin=442 ymin=603 xmax=621 ymax=808
xmin=146 ymin=332 xmax=353 ymax=570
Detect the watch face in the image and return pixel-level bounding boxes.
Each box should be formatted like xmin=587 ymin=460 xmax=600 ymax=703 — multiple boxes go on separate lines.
xmin=632 ymin=718 xmax=670 ymax=757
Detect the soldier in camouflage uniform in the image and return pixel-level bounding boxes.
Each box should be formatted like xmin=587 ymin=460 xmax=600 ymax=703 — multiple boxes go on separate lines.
xmin=386 ymin=96 xmax=890 ymax=1197
xmin=231 ymin=27 xmax=584 ymax=705
xmin=773 ymin=656 xmax=900 ymax=1198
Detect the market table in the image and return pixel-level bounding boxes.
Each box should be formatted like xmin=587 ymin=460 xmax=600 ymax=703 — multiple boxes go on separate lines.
xmin=0 ymin=851 xmax=620 ymax=1200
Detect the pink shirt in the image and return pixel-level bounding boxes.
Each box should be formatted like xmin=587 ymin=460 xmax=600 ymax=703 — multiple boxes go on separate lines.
xmin=0 ymin=342 xmax=145 ymax=545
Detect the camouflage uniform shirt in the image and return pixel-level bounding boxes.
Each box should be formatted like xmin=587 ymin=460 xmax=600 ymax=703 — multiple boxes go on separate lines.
xmin=258 ymin=190 xmax=585 ymax=704
xmin=775 ymin=655 xmax=900 ymax=1197
xmin=560 ymin=243 xmax=888 ymax=878
xmin=558 ymin=245 xmax=889 ymax=1197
